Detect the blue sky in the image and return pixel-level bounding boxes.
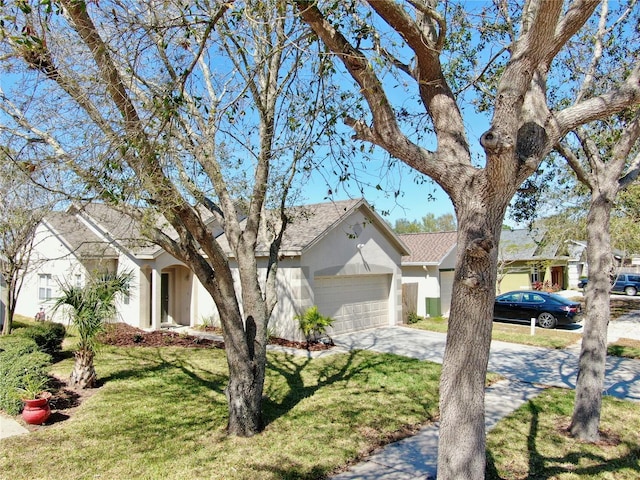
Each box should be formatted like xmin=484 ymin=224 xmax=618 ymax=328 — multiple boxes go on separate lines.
xmin=301 ymin=105 xmax=493 ymax=227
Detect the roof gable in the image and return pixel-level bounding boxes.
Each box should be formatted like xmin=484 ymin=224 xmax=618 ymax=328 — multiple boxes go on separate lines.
xmin=217 ymin=198 xmax=409 ymax=257
xmin=44 ymin=211 xmax=119 ymax=259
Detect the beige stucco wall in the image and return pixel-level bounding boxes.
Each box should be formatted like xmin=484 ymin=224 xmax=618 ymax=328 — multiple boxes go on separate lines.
xmin=498 ymin=271 xmax=531 ymax=293
xmin=401 ymin=265 xmax=440 ymax=318
xmin=301 ymin=208 xmax=404 ymax=334
xmin=16 ymin=223 xmax=86 ymax=322
xmin=17 ymin=222 xmax=151 ymax=329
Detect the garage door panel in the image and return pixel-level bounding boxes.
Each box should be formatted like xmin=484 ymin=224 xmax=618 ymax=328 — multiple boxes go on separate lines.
xmin=315 ymin=275 xmax=390 ymax=335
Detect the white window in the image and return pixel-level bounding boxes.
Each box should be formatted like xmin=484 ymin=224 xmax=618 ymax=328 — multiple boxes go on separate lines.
xmin=75 ymin=274 xmax=83 ymax=288
xmin=38 ymin=274 xmax=53 ymax=301
xmin=530 ymin=268 xmax=541 ymax=284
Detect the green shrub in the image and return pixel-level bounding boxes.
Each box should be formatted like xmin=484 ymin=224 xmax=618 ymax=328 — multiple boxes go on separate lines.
xmin=18 ymin=322 xmax=66 ymax=356
xmin=0 ymin=336 xmax=52 ymax=415
xmin=295 ymin=306 xmax=334 ymax=343
xmin=407 ymin=311 xmax=422 ymax=324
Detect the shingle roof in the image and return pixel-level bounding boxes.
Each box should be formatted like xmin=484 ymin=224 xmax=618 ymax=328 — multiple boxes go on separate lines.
xmin=47 ymin=198 xmax=407 ymax=260
xmin=45 ymin=211 xmax=119 ymax=259
xmin=278 ymin=198 xmax=368 ymax=252
xmin=74 ymin=203 xmax=159 ymax=256
xmin=399 ymin=231 xmax=457 ymax=264
xmin=219 ymin=198 xmax=408 ymax=256
xmin=498 ymin=228 xmax=560 ymax=261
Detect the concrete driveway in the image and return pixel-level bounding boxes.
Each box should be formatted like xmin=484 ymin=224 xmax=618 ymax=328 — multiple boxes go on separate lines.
xmin=334 ymin=310 xmax=640 ymax=401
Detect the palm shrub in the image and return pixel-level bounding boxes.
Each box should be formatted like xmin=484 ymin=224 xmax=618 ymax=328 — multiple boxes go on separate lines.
xmin=295 ymin=306 xmax=335 ymax=346
xmin=53 ymin=271 xmax=132 ymax=389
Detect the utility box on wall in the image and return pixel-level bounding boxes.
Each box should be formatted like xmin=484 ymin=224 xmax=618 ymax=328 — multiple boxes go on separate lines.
xmin=425 ymin=297 xmax=441 ymax=318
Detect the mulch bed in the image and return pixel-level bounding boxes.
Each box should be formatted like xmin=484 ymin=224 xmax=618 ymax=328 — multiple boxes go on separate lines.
xmin=98 ymin=323 xmax=224 ymax=349
xmin=98 ymin=322 xmax=334 ymax=351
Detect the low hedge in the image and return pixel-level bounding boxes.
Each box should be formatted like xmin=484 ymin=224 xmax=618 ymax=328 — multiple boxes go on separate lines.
xmin=17 ymin=321 xmax=66 ymax=356
xmin=0 ymin=336 xmax=53 ymax=415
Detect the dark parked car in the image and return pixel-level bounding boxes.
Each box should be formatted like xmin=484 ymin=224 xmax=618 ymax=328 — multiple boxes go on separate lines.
xmin=613 ymin=274 xmax=640 ymax=296
xmin=577 ymin=273 xmax=640 ymax=296
xmin=494 ymin=290 xmax=583 ymax=329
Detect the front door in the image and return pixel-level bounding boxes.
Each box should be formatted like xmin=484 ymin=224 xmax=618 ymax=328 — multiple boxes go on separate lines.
xmin=551 ymin=266 xmax=564 ymax=289
xmin=161 ymin=273 xmax=169 ymax=324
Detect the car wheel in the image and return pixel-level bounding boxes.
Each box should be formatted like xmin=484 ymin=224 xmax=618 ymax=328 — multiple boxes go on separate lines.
xmin=625 ymin=286 xmax=637 ymax=296
xmin=537 ymin=312 xmax=557 ymax=329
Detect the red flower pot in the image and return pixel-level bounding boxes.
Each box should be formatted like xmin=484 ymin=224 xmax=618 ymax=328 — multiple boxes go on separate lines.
xmin=21 ymin=392 xmax=52 ymax=425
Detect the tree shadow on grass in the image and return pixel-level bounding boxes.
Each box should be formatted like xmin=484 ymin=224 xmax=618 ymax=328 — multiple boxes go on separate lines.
xmin=486 ymin=401 xmax=640 ymax=479
xmin=96 ymin=347 xmax=228 ymax=396
xmin=263 ymin=349 xmax=438 ymax=425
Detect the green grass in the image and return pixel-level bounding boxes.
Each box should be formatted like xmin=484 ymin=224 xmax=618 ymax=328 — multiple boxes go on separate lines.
xmin=486 ymin=388 xmax=640 ymax=479
xmin=608 ymin=338 xmax=640 ymax=360
xmin=409 ymin=317 xmax=582 ymax=349
xmin=3 ymin=338 xmax=639 ymax=479
xmin=1 ymin=345 xmax=441 ymax=480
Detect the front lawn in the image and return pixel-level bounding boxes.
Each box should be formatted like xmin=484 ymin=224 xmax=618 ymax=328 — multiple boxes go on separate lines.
xmin=409 ymin=317 xmax=582 ymax=349
xmin=608 ymin=338 xmax=640 ymax=360
xmin=486 ymin=388 xmax=640 ymax=479
xmin=0 ymin=345 xmax=441 ymax=480
xmin=2 ymin=336 xmax=639 ymax=479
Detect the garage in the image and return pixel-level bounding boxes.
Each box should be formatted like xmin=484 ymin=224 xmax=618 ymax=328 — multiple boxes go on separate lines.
xmin=314 ymin=274 xmax=391 ymax=335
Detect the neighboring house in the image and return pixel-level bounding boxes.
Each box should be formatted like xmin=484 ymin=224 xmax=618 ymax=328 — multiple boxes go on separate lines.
xmin=16 ymin=198 xmax=408 ymax=341
xmin=497 ymin=228 xmax=569 ymax=292
xmin=399 ymin=231 xmax=457 ymax=318
xmin=565 ymin=240 xmax=588 ymax=288
xmin=565 ymin=240 xmax=640 ymax=287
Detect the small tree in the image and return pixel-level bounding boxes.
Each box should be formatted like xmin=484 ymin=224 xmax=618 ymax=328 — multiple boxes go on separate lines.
xmin=53 ymin=272 xmax=131 ymax=389
xmin=0 ymin=146 xmax=50 ymax=335
xmin=295 ymin=305 xmax=334 ymax=347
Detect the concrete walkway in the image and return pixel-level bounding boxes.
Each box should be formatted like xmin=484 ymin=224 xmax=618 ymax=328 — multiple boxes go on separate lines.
xmin=0 ymin=414 xmax=29 ymax=439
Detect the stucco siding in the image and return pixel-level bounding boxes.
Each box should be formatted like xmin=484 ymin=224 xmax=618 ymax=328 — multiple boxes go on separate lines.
xmin=499 ymin=271 xmax=531 ymax=293
xmin=16 ymin=224 xmax=85 ymax=321
xmin=401 ymin=265 xmax=440 ymax=317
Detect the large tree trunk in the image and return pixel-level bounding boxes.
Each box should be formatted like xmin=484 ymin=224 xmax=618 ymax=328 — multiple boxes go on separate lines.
xmin=437 ymin=199 xmax=505 ymax=480
xmin=69 ymin=349 xmax=97 ymax=389
xmin=223 ymin=283 xmax=269 ymax=436
xmin=570 ymin=192 xmax=614 ymax=441
xmin=225 ymin=346 xmax=266 ymax=436
xmin=195 ymin=240 xmax=270 ymax=437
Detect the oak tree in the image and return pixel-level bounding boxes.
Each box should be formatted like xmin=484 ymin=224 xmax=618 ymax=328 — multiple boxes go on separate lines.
xmin=294 ymin=1 xmax=640 ymax=477
xmin=0 ymin=0 xmax=324 ymax=435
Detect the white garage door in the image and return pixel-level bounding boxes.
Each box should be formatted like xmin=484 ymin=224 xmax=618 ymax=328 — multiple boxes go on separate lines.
xmin=315 ymin=275 xmax=390 ymax=335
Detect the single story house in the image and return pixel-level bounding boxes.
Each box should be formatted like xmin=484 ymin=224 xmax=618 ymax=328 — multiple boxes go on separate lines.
xmin=399 ymin=231 xmax=457 ymax=318
xmin=565 ymin=240 xmax=640 ymax=286
xmin=16 ymin=198 xmax=409 ymax=341
xmin=498 ymin=228 xmax=570 ymax=292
